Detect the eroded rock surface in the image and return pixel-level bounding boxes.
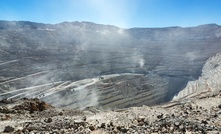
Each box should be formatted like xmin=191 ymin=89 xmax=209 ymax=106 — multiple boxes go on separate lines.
xmin=173 ymin=53 xmax=221 ymax=100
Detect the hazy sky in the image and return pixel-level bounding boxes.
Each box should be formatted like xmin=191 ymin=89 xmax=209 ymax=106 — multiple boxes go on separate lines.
xmin=0 ymin=0 xmax=221 ymax=28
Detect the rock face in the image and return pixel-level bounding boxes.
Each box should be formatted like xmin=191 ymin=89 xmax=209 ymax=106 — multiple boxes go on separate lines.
xmin=173 ymin=53 xmax=221 ymax=100
xmin=0 ymin=21 xmax=221 ymax=108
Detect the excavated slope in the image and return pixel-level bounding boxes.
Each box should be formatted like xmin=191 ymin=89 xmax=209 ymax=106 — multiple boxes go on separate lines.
xmin=0 ymin=21 xmax=221 ymax=108
xmin=173 ymin=53 xmax=221 ymax=100
xmin=0 ymin=73 xmax=186 ymax=109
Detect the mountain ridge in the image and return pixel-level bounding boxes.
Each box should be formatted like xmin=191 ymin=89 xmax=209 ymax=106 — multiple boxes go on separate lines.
xmin=0 ymin=20 xmax=220 ymax=29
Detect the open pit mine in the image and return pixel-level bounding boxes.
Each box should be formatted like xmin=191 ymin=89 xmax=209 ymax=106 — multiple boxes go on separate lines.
xmin=1 ymin=21 xmax=221 ymax=133
xmin=0 ymin=21 xmax=221 ymax=109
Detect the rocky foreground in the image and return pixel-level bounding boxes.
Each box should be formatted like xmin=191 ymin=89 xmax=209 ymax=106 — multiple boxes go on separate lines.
xmin=0 ymin=91 xmax=221 ymax=134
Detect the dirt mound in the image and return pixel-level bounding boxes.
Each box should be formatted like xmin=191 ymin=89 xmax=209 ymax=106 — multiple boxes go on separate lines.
xmin=12 ymin=98 xmax=54 ymax=113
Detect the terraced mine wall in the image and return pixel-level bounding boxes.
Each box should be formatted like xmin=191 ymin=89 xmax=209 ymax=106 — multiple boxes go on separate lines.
xmin=0 ymin=21 xmax=221 ymax=109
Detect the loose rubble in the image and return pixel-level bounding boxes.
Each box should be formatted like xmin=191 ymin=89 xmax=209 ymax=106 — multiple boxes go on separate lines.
xmin=0 ymin=92 xmax=221 ymax=133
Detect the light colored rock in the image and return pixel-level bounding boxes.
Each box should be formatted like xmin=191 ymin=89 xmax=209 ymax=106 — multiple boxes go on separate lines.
xmin=173 ymin=53 xmax=221 ymax=101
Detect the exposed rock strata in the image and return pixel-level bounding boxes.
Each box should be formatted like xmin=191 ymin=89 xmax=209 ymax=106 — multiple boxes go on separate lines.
xmin=173 ymin=53 xmax=221 ymax=100
xmin=0 ymin=21 xmax=221 ymax=108
xmin=0 ymin=73 xmax=186 ymax=109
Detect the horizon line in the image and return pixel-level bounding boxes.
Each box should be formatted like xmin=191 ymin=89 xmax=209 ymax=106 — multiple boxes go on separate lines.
xmin=0 ymin=19 xmax=220 ymax=29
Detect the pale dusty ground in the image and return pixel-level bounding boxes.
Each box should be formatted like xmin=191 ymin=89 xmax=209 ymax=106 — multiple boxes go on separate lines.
xmin=0 ymin=91 xmax=221 ymax=133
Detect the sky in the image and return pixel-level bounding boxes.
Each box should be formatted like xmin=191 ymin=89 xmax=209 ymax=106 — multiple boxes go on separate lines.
xmin=0 ymin=0 xmax=221 ymax=28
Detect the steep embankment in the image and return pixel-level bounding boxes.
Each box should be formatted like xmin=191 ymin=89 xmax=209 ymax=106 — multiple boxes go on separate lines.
xmin=0 ymin=21 xmax=221 ymax=108
xmin=173 ymin=53 xmax=221 ymax=100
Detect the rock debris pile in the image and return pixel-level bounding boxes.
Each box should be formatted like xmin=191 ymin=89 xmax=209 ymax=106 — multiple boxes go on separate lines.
xmin=0 ymin=92 xmax=221 ymax=133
